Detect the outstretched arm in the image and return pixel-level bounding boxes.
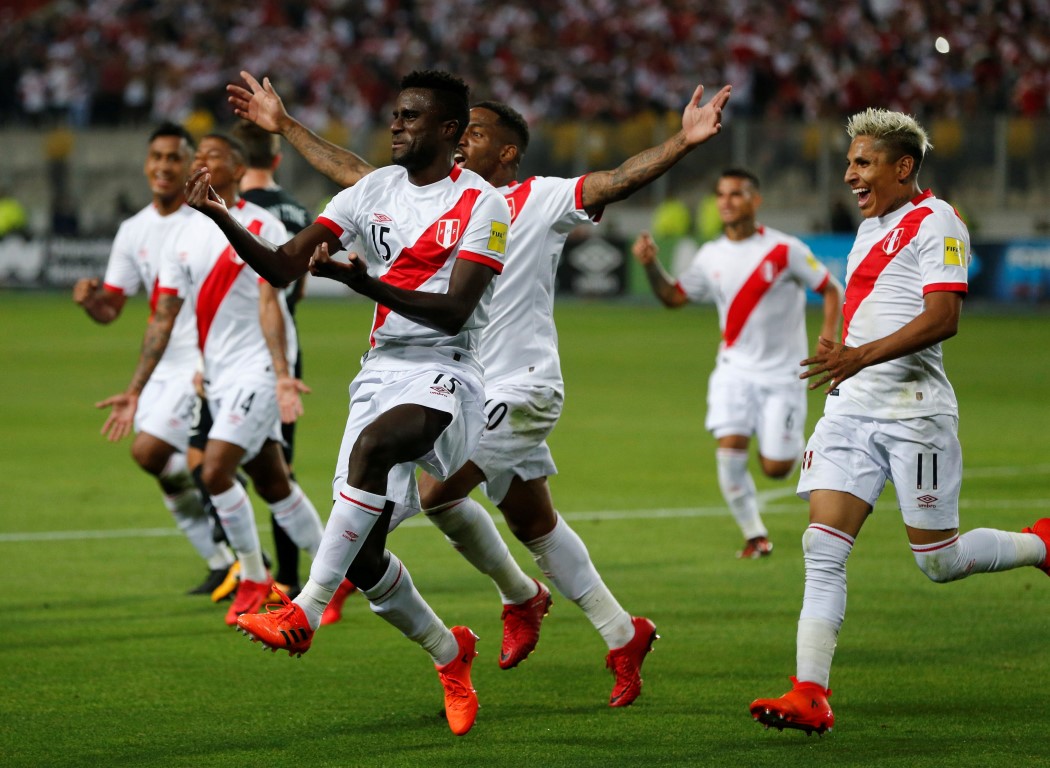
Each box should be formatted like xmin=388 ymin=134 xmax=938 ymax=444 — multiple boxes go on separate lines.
xmin=631 ymin=231 xmax=688 ymax=308
xmin=801 ymin=290 xmax=962 ymax=393
xmin=580 ymin=84 xmax=731 ymax=216
xmin=184 ymin=168 xmax=341 ymax=286
xmin=96 ymin=292 xmax=182 ymax=441
xmin=308 ymin=242 xmax=497 ymax=335
xmin=228 ymin=71 xmax=376 ymax=188
xmin=73 ymin=278 xmax=127 ymax=324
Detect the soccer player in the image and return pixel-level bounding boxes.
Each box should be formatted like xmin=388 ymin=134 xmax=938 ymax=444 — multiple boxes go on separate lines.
xmin=97 ymin=132 xmax=325 ymax=628
xmin=748 ymin=108 xmax=1050 ymax=734
xmin=188 ymin=71 xmax=511 ymax=736
xmin=230 ymin=119 xmax=317 ymax=601
xmin=631 ymin=169 xmax=843 ymax=559
xmin=226 ymin=70 xmax=731 ymax=707
xmin=75 ymin=122 xmax=235 ymax=595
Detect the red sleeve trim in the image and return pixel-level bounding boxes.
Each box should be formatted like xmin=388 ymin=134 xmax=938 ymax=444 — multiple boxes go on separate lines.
xmin=575 ymin=175 xmax=604 ymax=222
xmin=102 ymin=283 xmax=126 ymax=296
xmin=673 ymin=281 xmax=687 ymax=297
xmin=316 ymin=216 xmax=344 ymax=238
xmin=458 ymin=251 xmax=504 ymax=274
xmin=157 ymin=286 xmax=179 ymax=296
xmin=815 ymin=273 xmax=830 ymax=293
xmin=923 ymin=282 xmax=967 ymax=296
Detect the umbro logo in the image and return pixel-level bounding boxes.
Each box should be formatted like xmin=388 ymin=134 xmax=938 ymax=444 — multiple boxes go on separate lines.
xmin=917 ymin=494 xmax=938 ymax=508
xmin=373 ymin=213 xmax=393 ymax=223
xmin=342 ymin=530 xmax=359 ymax=543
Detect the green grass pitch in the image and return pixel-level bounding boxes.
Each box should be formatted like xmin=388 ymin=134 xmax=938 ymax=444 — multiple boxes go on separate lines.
xmin=3 ymin=291 xmax=1049 ymax=767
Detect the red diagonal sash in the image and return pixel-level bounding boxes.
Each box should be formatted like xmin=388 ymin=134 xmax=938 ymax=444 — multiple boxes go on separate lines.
xmin=723 ymin=244 xmax=788 ymax=347
xmin=197 ymin=219 xmax=264 ymax=351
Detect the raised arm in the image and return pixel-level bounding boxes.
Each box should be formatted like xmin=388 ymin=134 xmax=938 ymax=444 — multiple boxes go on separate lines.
xmin=73 ymin=278 xmax=127 ymax=324
xmin=184 ymin=168 xmax=341 ymax=286
xmin=631 ymin=231 xmax=688 ymax=308
xmin=228 ymin=71 xmax=376 ymax=188
xmin=580 ymin=84 xmax=731 ymax=216
xmin=801 ymin=290 xmax=962 ymax=392
xmin=308 ymin=242 xmax=497 ymax=335
xmin=96 ymin=292 xmax=182 ymax=441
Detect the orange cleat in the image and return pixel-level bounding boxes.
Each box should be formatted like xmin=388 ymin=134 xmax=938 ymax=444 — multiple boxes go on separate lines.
xmin=738 ymin=536 xmax=773 ymax=559
xmin=236 ymin=586 xmax=314 ymax=657
xmin=320 ymin=578 xmax=357 ymax=626
xmin=1022 ymin=518 xmax=1050 ymax=576
xmin=211 ymin=561 xmax=240 ymax=602
xmin=499 ymin=579 xmax=552 ymax=669
xmin=436 ymin=626 xmax=479 ymax=735
xmin=224 ymin=577 xmax=271 ymax=626
xmin=750 ymin=676 xmax=834 ymax=735
xmin=605 ymin=616 xmax=658 ymax=707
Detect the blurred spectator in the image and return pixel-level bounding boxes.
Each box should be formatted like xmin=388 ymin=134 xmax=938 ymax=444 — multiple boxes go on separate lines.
xmin=0 ymin=185 xmax=29 ymax=238
xmin=0 ymin=1 xmax=1047 ymax=130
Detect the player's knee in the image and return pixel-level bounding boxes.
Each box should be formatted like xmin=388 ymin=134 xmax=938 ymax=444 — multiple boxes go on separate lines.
xmin=912 ymin=546 xmax=965 ymax=583
xmin=130 ymin=440 xmax=169 ymax=477
xmin=199 ymin=463 xmax=233 ymax=497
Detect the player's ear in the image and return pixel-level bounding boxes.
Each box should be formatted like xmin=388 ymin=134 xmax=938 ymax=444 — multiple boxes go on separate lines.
xmin=897 ymin=154 xmax=914 ymax=183
xmin=500 ymin=144 xmax=520 ymax=165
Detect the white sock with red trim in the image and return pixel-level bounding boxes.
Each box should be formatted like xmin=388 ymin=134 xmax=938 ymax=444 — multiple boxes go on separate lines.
xmin=210 ymin=483 xmax=266 ymax=582
xmin=716 ymin=448 xmax=766 ymax=540
xmin=796 ymin=524 xmax=853 ymax=688
xmin=269 ymin=482 xmax=324 ymax=556
xmin=911 ymin=528 xmax=1044 ymax=582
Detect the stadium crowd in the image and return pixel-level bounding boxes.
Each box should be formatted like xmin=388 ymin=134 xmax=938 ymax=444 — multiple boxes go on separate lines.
xmin=3 ymin=0 xmax=1049 ymax=135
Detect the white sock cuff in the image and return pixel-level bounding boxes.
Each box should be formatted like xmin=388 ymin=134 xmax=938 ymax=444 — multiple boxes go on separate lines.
xmin=336 ymin=484 xmax=386 ymax=517
xmin=525 ymin=512 xmax=564 ymax=556
xmin=423 ymin=497 xmax=467 ymax=516
xmin=211 ymin=482 xmax=250 ymax=514
xmin=161 ymin=451 xmax=188 ymax=479
xmin=805 ymin=523 xmax=855 ymax=551
xmin=269 ymin=482 xmax=304 ymax=515
xmin=361 ymin=553 xmax=405 ymax=605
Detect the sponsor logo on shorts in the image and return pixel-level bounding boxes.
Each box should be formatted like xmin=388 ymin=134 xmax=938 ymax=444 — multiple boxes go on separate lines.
xmin=430 ymin=385 xmax=451 ymax=398
xmin=801 ymin=451 xmax=814 ymax=471
xmin=917 ymin=494 xmax=938 ymax=508
xmin=342 ymin=529 xmax=359 ymax=543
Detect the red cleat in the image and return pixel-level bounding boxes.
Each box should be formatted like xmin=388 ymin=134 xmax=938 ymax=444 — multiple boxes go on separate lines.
xmin=224 ymin=577 xmax=271 ymax=626
xmin=320 ymin=578 xmax=357 ymax=626
xmin=436 ymin=626 xmax=479 ymax=735
xmin=605 ymin=616 xmax=658 ymax=707
xmin=236 ymin=586 xmax=314 ymax=657
xmin=750 ymin=676 xmax=834 ymax=735
xmin=1022 ymin=518 xmax=1050 ymax=576
xmin=499 ymin=579 xmax=552 ymax=669
xmin=738 ymin=536 xmax=773 ymax=559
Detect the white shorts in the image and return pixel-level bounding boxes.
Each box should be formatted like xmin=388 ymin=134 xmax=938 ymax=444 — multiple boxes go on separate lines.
xmin=705 ymin=365 xmax=806 ymax=461
xmin=797 ymin=413 xmax=962 ymax=529
xmin=333 ymin=361 xmax=486 ymax=519
xmin=204 ymin=373 xmax=283 ymax=464
xmin=471 ymin=381 xmax=562 ymax=505
xmin=134 ymin=371 xmax=198 ymax=452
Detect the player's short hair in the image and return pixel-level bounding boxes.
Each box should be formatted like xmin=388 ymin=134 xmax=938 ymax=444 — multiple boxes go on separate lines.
xmin=201 ymin=132 xmax=248 ymax=166
xmin=846 ymin=108 xmax=931 ymax=179
xmin=401 ymin=70 xmax=471 ymax=141
xmin=148 ymin=121 xmax=195 ymax=150
xmin=472 ymin=100 xmax=530 ymax=153
xmin=718 ymin=168 xmax=760 ymax=191
xmin=230 ymin=121 xmax=280 ymax=169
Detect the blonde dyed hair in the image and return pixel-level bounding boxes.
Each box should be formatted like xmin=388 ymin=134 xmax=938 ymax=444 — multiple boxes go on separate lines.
xmin=846 ymin=108 xmax=931 ymax=179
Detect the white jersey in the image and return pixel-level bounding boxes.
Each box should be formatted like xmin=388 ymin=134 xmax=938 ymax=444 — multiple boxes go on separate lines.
xmin=481 ymin=175 xmax=598 ymax=385
xmin=102 ymin=203 xmax=200 ymax=376
xmin=317 ymin=164 xmax=509 ymax=371
xmin=158 ymin=199 xmax=291 ymax=386
xmin=677 ymin=225 xmax=831 ymax=383
xmin=824 ymin=190 xmax=968 ymax=419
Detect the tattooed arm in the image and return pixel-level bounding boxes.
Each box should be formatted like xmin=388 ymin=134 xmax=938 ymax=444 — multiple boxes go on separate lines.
xmin=96 ymin=292 xmax=182 ymax=442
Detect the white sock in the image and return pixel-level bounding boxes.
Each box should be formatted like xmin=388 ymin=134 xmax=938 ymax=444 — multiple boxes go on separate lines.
xmin=206 ymin=543 xmax=236 ymax=571
xmin=163 ymin=487 xmax=215 ymax=561
xmin=210 ymin=483 xmax=266 ymax=582
xmin=716 ymin=448 xmax=766 ymax=540
xmin=527 ymin=514 xmax=633 ymax=649
xmin=269 ymin=482 xmax=324 ymax=556
xmin=796 ymin=524 xmax=854 ymax=688
xmin=363 ymin=553 xmax=458 ymax=666
xmin=306 ymin=484 xmax=385 ymax=590
xmin=427 ymin=497 xmax=537 ymax=605
xmin=912 ymin=528 xmax=1045 ymax=583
